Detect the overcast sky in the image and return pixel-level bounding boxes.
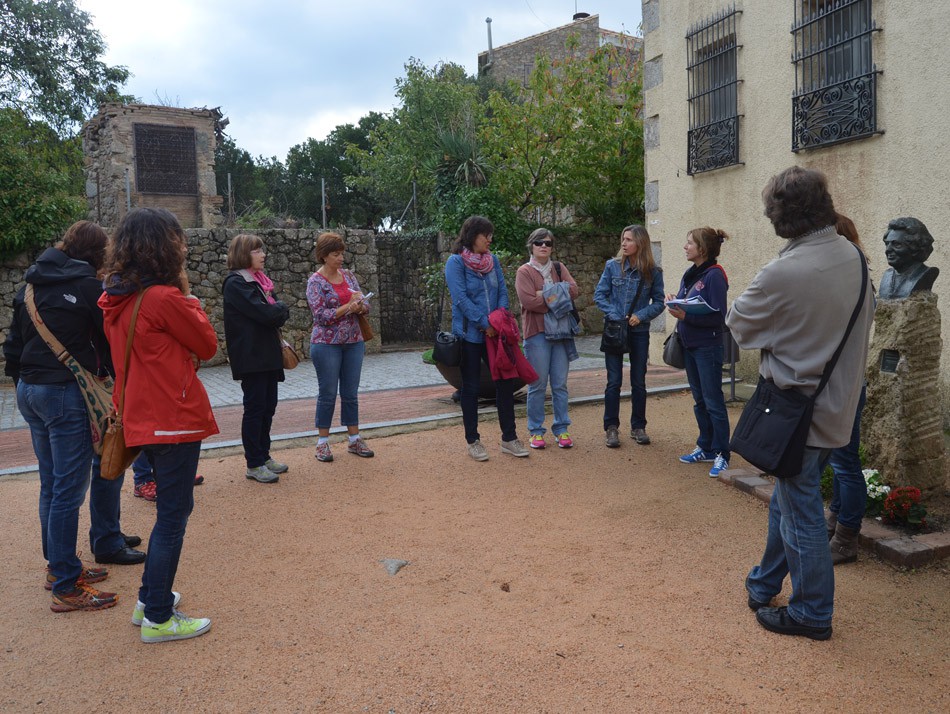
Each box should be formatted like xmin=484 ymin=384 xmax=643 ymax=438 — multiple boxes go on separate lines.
xmin=76 ymin=1 xmax=643 ymax=160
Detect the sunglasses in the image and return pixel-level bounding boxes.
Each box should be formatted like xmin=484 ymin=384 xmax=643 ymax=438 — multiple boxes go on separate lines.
xmin=532 ymin=240 xmax=554 ymax=247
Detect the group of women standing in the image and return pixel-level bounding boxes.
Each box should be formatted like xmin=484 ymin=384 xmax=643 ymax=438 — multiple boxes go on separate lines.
xmin=444 ymin=215 xmax=734 ymax=473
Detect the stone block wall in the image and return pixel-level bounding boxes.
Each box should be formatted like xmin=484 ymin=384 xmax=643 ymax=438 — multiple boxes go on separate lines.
xmin=0 ymin=229 xmax=629 ymax=377
xmin=81 ymin=104 xmax=224 ymax=229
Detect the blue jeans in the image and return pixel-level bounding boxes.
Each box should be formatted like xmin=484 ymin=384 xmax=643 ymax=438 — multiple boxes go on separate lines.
xmin=747 ymin=447 xmax=835 ymax=628
xmin=240 ymin=370 xmax=280 ymax=467
xmin=829 ymin=386 xmax=867 ymax=529
xmin=523 ymin=333 xmax=571 ymax=436
xmin=89 ymin=454 xmax=127 ymax=557
xmin=17 ymin=381 xmax=92 ymax=593
xmin=683 ymin=344 xmax=731 ymax=459
xmin=132 ymin=451 xmax=153 ymax=486
xmin=603 ymin=331 xmax=649 ymax=430
xmin=311 ymin=341 xmax=365 ymax=429
xmin=139 ymin=440 xmax=201 ymax=624
xmin=460 ymin=339 xmax=517 ymax=443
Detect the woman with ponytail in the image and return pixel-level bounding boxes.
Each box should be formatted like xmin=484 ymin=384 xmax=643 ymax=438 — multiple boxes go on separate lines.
xmin=667 ymin=227 xmax=731 ymax=478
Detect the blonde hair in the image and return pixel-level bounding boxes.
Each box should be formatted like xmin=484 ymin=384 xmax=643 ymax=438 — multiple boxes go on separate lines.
xmin=616 ymin=224 xmax=658 ymax=282
xmin=687 ymin=227 xmax=729 ymax=261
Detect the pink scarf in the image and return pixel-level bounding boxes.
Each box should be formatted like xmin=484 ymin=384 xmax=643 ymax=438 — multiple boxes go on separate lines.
xmin=461 ymin=248 xmax=494 ymax=275
xmin=251 ymin=270 xmax=277 ymax=304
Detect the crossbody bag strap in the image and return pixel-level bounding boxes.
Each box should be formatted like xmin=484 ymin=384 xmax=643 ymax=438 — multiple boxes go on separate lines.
xmin=116 ymin=289 xmax=149 ymax=419
xmin=23 ymin=284 xmax=73 ymax=363
xmin=812 ymin=243 xmax=869 ymax=401
xmin=626 ymin=272 xmax=647 ymax=319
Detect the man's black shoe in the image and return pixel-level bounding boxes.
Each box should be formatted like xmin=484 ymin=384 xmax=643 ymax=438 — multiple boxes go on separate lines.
xmin=745 ymin=576 xmax=770 ymax=611
xmin=755 ymin=606 xmax=832 ymax=641
xmin=122 ymin=533 xmax=142 ymax=548
xmin=95 ymin=546 xmax=146 ymax=565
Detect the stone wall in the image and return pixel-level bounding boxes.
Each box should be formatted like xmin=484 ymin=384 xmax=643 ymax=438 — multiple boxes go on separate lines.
xmin=0 ymin=229 xmax=632 ymax=377
xmin=81 ymin=104 xmax=224 ymax=229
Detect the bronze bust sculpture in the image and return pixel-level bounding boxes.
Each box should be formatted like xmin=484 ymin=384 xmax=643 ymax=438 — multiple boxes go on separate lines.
xmin=878 ymin=217 xmax=939 ymax=299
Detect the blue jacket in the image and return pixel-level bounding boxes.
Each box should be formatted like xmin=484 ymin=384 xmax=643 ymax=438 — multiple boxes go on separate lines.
xmin=445 ymin=253 xmax=509 ymax=344
xmin=674 ymin=264 xmax=728 ymax=349
xmin=593 ymin=259 xmax=665 ymax=332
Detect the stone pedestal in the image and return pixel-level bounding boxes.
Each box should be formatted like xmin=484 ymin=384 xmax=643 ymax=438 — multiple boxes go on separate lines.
xmin=864 ymin=292 xmax=947 ymax=495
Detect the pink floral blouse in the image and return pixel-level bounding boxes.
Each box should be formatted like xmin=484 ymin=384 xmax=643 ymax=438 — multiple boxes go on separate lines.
xmin=307 ymin=270 xmax=368 ymax=345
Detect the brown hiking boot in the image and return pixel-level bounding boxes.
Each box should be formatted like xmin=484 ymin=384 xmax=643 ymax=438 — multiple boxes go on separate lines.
xmin=44 ymin=563 xmax=109 ymax=591
xmin=605 ymin=426 xmax=620 ymax=448
xmin=829 ymin=523 xmax=860 ymax=565
xmin=50 ymin=583 xmax=118 ymax=612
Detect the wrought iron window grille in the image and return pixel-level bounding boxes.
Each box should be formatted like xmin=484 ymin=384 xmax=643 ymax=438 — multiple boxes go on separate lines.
xmin=791 ymin=0 xmax=883 ymax=151
xmin=133 ymin=124 xmax=198 ymax=195
xmin=686 ymin=5 xmax=743 ymax=175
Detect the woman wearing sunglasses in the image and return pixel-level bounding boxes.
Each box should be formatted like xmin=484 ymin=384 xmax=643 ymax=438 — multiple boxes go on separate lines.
xmin=515 ymin=229 xmax=579 ymax=449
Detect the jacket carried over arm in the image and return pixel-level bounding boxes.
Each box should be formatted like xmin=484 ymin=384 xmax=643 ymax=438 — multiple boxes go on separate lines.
xmin=98 ymin=285 xmax=219 ymax=448
xmin=515 ymin=261 xmax=579 ymax=340
xmin=726 ymin=227 xmax=874 ymax=448
xmin=223 ymin=270 xmax=290 ymax=380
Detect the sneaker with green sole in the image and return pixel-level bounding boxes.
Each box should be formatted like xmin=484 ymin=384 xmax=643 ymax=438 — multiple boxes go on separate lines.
xmin=264 ymin=458 xmax=289 ymax=474
xmin=131 ymin=591 xmax=182 ymax=626
xmin=140 ymin=610 xmax=211 ymax=643
xmin=246 ymin=465 xmax=279 ymax=483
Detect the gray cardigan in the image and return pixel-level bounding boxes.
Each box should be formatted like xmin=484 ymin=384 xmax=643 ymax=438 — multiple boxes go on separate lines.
xmin=726 ymin=226 xmax=874 ymax=448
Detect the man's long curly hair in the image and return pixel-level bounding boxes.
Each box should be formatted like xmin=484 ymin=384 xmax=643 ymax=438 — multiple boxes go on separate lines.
xmin=104 ymin=208 xmax=187 ymax=291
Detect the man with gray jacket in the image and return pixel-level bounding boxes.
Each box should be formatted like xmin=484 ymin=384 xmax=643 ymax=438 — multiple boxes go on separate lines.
xmin=726 ymin=166 xmax=874 ymax=640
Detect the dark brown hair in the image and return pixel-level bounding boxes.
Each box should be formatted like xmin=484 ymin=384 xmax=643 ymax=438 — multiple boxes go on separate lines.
xmin=687 ymin=226 xmax=729 ymax=262
xmin=762 ymin=166 xmax=837 ymax=239
xmin=57 ymin=220 xmax=108 ymax=271
xmin=451 ymin=215 xmax=494 ymax=254
xmin=104 ymin=208 xmax=186 ymax=291
xmin=227 ymin=233 xmax=264 ymax=270
xmin=315 ymin=232 xmax=346 ymax=263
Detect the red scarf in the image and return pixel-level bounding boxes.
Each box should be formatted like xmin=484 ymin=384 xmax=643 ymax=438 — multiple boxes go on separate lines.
xmin=251 ymin=269 xmax=277 ymax=304
xmin=461 ymin=248 xmax=494 ymax=275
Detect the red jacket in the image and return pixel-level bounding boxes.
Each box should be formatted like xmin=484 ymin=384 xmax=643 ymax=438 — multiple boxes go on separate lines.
xmin=98 ymin=286 xmax=219 ymax=447
xmin=486 ymin=308 xmax=538 ymax=383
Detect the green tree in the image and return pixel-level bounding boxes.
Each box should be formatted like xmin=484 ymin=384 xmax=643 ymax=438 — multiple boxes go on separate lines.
xmin=349 ymin=59 xmax=484 ymax=228
xmin=0 ymin=0 xmax=132 ymax=133
xmin=285 ymin=112 xmax=386 ymax=228
xmin=483 ymin=37 xmax=644 ymax=228
xmin=0 ymin=108 xmax=85 ymax=257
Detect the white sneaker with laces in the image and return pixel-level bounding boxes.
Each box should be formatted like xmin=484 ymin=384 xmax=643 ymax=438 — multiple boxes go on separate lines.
xmin=501 ymin=438 xmax=529 ymax=458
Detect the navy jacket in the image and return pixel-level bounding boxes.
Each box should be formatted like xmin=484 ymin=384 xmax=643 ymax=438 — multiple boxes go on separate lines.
xmin=674 ymin=264 xmax=728 ymax=349
xmin=222 ymin=271 xmax=290 ymax=379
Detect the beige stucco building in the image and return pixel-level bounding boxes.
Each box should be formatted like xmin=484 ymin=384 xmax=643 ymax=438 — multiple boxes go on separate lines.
xmin=642 ymin=0 xmax=950 ymax=408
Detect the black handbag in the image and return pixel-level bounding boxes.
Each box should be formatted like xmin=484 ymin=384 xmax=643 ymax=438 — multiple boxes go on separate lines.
xmin=433 ymin=330 xmax=461 ymax=366
xmin=433 ymin=281 xmax=462 ymax=367
xmin=662 ymin=330 xmax=685 ymax=368
xmin=729 ymin=246 xmax=868 ymax=478
xmin=600 ymin=278 xmax=645 ymax=355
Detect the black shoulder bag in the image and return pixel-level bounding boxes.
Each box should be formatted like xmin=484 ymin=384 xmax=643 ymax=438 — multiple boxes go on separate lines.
xmin=433 ymin=280 xmax=461 ymax=367
xmin=600 ymin=276 xmax=645 ymax=355
xmin=729 ymin=245 xmax=868 ymax=478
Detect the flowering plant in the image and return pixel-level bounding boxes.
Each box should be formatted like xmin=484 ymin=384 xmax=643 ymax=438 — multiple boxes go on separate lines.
xmin=882 ymin=486 xmax=927 ymax=530
xmin=863 ymin=469 xmax=890 ymax=517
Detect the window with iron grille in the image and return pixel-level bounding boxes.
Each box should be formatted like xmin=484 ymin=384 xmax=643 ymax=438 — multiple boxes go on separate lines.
xmin=134 ymin=124 xmax=198 ymax=195
xmin=686 ymin=6 xmax=741 ymax=175
xmin=791 ymin=0 xmax=882 ymax=151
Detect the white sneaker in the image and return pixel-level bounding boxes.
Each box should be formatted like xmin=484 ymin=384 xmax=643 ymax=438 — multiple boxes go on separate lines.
xmin=501 ymin=438 xmax=529 ymax=457
xmin=131 ymin=591 xmax=182 ymax=626
xmin=141 ymin=610 xmax=211 ymax=643
xmin=468 ymin=440 xmax=489 ymax=462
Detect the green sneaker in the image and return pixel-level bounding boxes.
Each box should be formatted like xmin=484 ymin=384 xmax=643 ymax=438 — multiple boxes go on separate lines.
xmin=140 ymin=610 xmax=211 ymax=643
xmin=131 ymin=591 xmax=182 ymax=626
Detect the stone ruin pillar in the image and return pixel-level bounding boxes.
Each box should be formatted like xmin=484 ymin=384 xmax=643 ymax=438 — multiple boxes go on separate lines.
xmin=863 ymin=292 xmax=947 ymax=495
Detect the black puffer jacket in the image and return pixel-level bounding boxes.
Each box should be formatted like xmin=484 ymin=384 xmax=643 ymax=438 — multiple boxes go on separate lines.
xmin=3 ymin=248 xmax=111 ymax=385
xmin=222 ymin=270 xmax=290 ymax=380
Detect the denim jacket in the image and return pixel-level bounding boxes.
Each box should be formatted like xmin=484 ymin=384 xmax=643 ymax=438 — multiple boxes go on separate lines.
xmin=593 ymin=259 xmax=665 ymax=332
xmin=445 ymin=253 xmax=509 ymax=344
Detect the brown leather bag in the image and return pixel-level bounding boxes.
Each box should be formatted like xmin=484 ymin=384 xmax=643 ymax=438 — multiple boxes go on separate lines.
xmin=100 ymin=290 xmax=148 ymax=480
xmin=281 ymin=336 xmax=301 ymax=369
xmin=357 ymin=313 xmax=374 ymax=341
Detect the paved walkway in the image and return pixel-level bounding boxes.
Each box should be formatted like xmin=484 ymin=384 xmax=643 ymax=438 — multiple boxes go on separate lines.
xmin=0 ymin=336 xmax=695 ymax=474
